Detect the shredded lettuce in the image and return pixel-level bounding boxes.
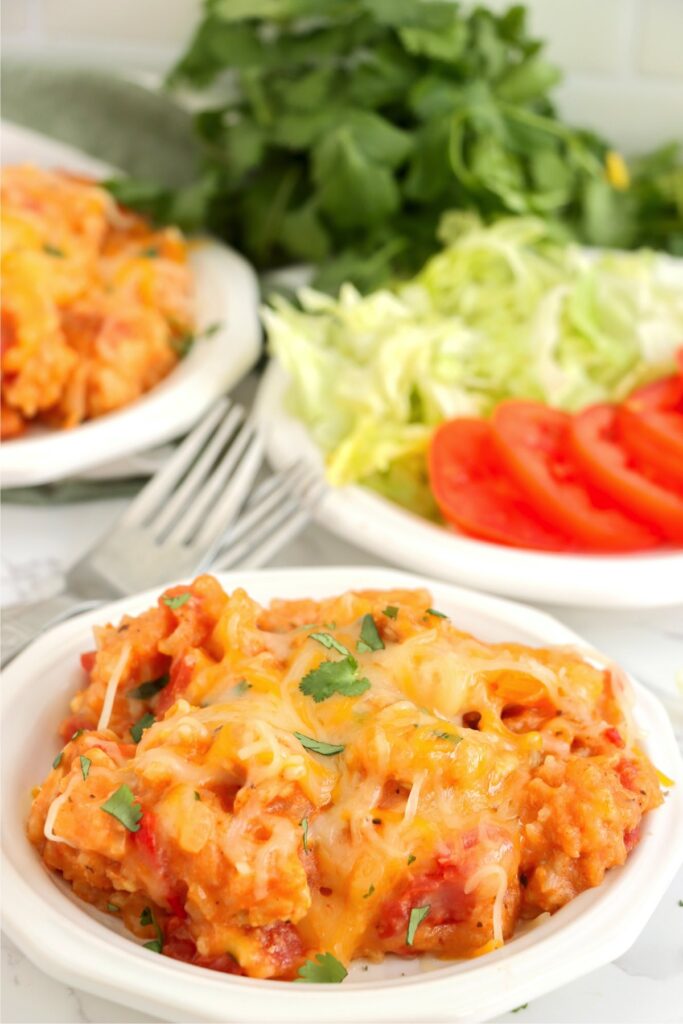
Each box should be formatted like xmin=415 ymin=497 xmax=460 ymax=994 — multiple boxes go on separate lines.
xmin=265 ymin=214 xmax=683 ymax=500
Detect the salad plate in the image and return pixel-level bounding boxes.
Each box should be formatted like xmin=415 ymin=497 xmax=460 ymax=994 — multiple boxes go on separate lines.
xmin=255 ymin=363 xmax=683 ymax=608
xmin=1 ymin=122 xmax=261 ymax=488
xmin=3 ymin=565 xmax=682 ymax=1023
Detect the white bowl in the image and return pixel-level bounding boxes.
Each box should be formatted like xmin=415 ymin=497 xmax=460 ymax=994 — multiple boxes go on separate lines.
xmin=2 ymin=567 xmax=682 ymax=1023
xmin=0 ymin=122 xmax=262 ymax=488
xmin=255 ymin=363 xmax=683 ymax=609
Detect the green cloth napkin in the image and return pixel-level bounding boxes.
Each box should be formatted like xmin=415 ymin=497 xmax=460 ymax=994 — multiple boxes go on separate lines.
xmin=2 ymin=61 xmax=202 ymax=503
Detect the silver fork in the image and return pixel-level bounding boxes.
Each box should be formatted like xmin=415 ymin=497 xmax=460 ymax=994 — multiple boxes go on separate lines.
xmin=211 ymin=460 xmax=326 ymax=571
xmin=1 ymin=398 xmax=263 ymax=667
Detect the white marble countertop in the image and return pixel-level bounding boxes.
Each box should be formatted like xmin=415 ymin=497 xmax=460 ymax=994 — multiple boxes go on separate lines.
xmin=2 ymin=482 xmax=683 ymax=1024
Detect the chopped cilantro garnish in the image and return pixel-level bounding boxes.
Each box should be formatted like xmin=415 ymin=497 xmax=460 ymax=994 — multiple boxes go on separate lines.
xmin=130 ymin=713 xmax=155 ymax=743
xmin=79 ymin=755 xmax=91 ymax=780
xmin=194 ymin=791 xmax=201 ymax=801
xmin=140 ymin=906 xmax=164 ymax=953
xmin=162 ymin=592 xmax=191 ymax=610
xmin=383 ymin=606 xmax=398 ymax=619
xmin=141 ymin=246 xmax=159 ymax=257
xmin=362 ymin=884 xmax=375 ymax=899
xmin=71 ymin=729 xmax=85 ymax=740
xmin=357 ymin=614 xmax=384 ymax=653
xmin=309 ymin=632 xmax=354 ymax=660
xmin=679 ymin=900 xmax=683 ymax=907
xmin=233 ymin=680 xmax=251 ymax=695
xmin=407 ymin=853 xmax=416 ymax=865
xmin=43 ymin=243 xmax=65 ymax=257
xmin=426 ymin=608 xmax=448 ymax=619
xmin=106 ymin=902 xmax=120 ymax=913
xmin=203 ymin=322 xmax=221 ymax=337
xmin=296 ymin=952 xmax=347 ymax=983
xmin=433 ymin=731 xmax=462 ymax=745
xmin=300 ymin=816 xmax=309 ymax=853
xmin=406 ymin=905 xmax=430 ymax=946
xmin=294 ymin=732 xmax=345 ymax=756
xmin=511 ymin=1005 xmax=529 ymax=1014
xmin=101 ymin=784 xmax=142 ymax=832
xmin=52 ymin=751 xmax=63 ymax=769
xmin=300 ymin=658 xmax=370 ymax=703
xmin=127 ymin=675 xmax=169 ymax=700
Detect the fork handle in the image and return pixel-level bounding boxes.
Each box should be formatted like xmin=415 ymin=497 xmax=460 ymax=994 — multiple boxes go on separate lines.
xmin=1 ymin=591 xmax=100 ymax=669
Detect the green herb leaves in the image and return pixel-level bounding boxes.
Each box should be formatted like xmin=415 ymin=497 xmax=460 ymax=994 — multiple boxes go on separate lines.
xmin=162 ymin=592 xmax=191 ymax=610
xmin=101 ymin=785 xmax=143 ymax=832
xmin=79 ymin=756 xmax=91 ymax=781
xmin=296 ymin=952 xmax=348 ymax=983
xmin=406 ymin=905 xmax=430 ymax=946
xmin=426 ymin=608 xmax=448 ymax=619
xmin=130 ymin=713 xmax=155 ymax=743
xmin=294 ymin=732 xmax=345 ymax=756
xmin=43 ymin=243 xmax=65 ymax=258
xmin=300 ymin=658 xmax=370 ymax=703
xmin=433 ymin=731 xmax=462 ymax=746
xmin=357 ymin=614 xmax=384 ymax=653
xmin=309 ymin=632 xmax=353 ymax=659
xmin=140 ymin=906 xmax=164 ymax=953
xmin=383 ymin=605 xmax=399 ymax=619
xmin=300 ymin=816 xmax=309 ymax=854
xmin=127 ymin=675 xmax=169 ymax=700
xmin=52 ymin=751 xmax=63 ymax=769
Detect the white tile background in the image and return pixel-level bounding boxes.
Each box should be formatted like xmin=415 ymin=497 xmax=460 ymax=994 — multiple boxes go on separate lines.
xmin=1 ymin=0 xmax=682 ymax=152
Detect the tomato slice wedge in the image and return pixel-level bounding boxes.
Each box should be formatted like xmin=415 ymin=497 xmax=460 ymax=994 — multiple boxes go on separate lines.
xmin=428 ymin=418 xmax=572 ymax=551
xmin=623 ymin=374 xmax=683 ymax=416
xmin=617 ymin=407 xmax=683 ymax=491
xmin=570 ymin=405 xmax=683 ymax=541
xmin=491 ymin=401 xmax=659 ymax=551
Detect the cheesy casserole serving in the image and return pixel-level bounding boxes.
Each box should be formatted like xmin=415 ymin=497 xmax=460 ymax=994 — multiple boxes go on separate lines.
xmin=28 ymin=577 xmax=662 ymax=981
xmin=1 ymin=165 xmax=193 ymax=438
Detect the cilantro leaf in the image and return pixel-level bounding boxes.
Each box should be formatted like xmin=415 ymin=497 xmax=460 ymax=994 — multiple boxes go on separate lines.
xmin=426 ymin=608 xmax=448 ymax=619
xmin=130 ymin=713 xmax=155 ymax=743
xmin=101 ymin=785 xmax=143 ymax=832
xmin=43 ymin=244 xmax=65 ymax=258
xmin=80 ymin=755 xmax=91 ymax=780
xmin=106 ymin=902 xmax=120 ymax=913
xmin=52 ymin=751 xmax=63 ymax=769
xmin=309 ymin=632 xmax=355 ymax=662
xmin=140 ymin=907 xmax=154 ymax=927
xmin=127 ymin=675 xmax=169 ymax=700
xmin=162 ymin=593 xmax=191 ymax=609
xmin=362 ymin=884 xmax=375 ymax=899
xmin=300 ymin=816 xmax=309 ymax=853
xmin=357 ymin=614 xmax=384 ymax=653
xmin=300 ymin=657 xmax=370 ymax=703
xmin=296 ymin=952 xmax=348 ymax=983
xmin=407 ymin=853 xmax=416 ymax=865
xmin=143 ymin=940 xmax=162 ymax=953
xmin=141 ymin=246 xmax=160 ymax=257
xmin=140 ymin=906 xmax=164 ymax=953
xmin=71 ymin=729 xmax=85 ymax=740
xmin=294 ymin=732 xmax=345 ymax=756
xmin=383 ymin=606 xmax=399 ymax=619
xmin=406 ymin=905 xmax=430 ymax=946
xmin=433 ymin=731 xmax=462 ymax=745
xmin=233 ymin=680 xmax=251 ymax=695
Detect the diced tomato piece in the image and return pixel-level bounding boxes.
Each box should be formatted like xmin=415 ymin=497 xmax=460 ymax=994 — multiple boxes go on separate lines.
xmin=377 ymin=863 xmax=470 ymax=942
xmin=616 ymin=758 xmax=639 ymax=792
xmin=624 ymin=826 xmax=641 ymax=852
xmin=570 ymin=405 xmax=683 ymax=541
xmin=261 ymin=922 xmax=305 ymax=976
xmin=133 ymin=812 xmax=161 ymax=867
xmin=155 ymin=655 xmax=194 ymax=714
xmin=428 ymin=418 xmax=572 ymax=551
xmin=80 ymin=650 xmax=97 ymax=673
xmin=492 ymin=401 xmax=659 ymax=551
xmin=603 ymin=726 xmax=625 ymax=748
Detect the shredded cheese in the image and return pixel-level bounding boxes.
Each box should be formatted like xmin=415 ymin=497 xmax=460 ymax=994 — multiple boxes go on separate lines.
xmin=97 ymin=642 xmax=131 ymax=731
xmin=43 ymin=774 xmax=80 ymax=848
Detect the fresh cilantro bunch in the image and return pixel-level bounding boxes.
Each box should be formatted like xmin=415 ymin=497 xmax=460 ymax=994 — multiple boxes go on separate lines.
xmin=112 ymin=0 xmax=683 ymax=292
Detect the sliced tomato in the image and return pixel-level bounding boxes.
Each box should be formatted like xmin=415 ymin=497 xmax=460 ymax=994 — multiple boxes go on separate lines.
xmin=570 ymin=405 xmax=683 ymax=541
xmin=617 ymin=406 xmax=683 ymax=490
xmin=428 ymin=418 xmax=572 ymax=551
xmin=623 ymin=374 xmax=683 ymax=416
xmin=491 ymin=401 xmax=658 ymax=551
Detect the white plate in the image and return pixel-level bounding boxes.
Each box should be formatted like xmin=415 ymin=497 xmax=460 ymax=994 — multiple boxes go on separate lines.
xmin=255 ymin=363 xmax=683 ymax=609
xmin=2 ymin=566 xmax=682 ymax=1024
xmin=1 ymin=122 xmax=261 ymax=487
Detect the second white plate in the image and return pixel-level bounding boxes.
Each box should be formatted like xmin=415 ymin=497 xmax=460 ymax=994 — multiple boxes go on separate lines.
xmin=1 ymin=122 xmax=262 ymax=488
xmin=255 ymin=362 xmax=683 ymax=609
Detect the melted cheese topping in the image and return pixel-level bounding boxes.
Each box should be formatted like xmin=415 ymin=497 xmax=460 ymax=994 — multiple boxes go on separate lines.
xmin=28 ymin=576 xmax=663 ymax=981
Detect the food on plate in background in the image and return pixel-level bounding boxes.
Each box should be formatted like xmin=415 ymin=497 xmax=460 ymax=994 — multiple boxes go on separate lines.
xmin=1 ymin=165 xmax=194 ymax=439
xmin=29 ymin=576 xmax=663 ymax=980
xmin=429 ymin=374 xmax=683 ymax=552
xmin=109 ymin=1 xmax=683 ymax=295
xmin=265 ymin=214 xmax=683 ymax=539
